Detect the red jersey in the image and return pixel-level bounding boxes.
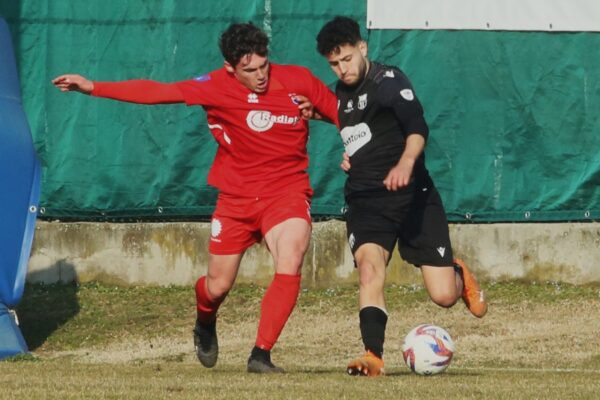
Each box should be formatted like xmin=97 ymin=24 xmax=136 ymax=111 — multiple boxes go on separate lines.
xmin=92 ymin=64 xmax=338 ymax=197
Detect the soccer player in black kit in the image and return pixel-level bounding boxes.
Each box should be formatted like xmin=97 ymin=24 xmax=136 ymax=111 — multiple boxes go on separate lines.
xmin=316 ymin=16 xmax=488 ymax=377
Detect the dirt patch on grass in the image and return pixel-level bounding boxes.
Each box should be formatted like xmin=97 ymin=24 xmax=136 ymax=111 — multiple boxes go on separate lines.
xmin=44 ymin=293 xmax=600 ymax=373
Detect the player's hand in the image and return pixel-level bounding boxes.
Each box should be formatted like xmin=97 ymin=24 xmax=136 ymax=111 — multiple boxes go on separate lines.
xmin=383 ymin=156 xmax=414 ymax=190
xmin=52 ymin=74 xmax=94 ymax=94
xmin=340 ymin=152 xmax=351 ymax=172
xmin=294 ymin=95 xmax=314 ymax=120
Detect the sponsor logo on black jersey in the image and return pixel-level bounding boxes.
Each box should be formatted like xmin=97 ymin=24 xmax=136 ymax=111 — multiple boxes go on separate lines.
xmin=340 ymin=123 xmax=372 ymax=156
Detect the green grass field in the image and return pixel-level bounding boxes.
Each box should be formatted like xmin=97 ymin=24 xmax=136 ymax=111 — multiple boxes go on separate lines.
xmin=2 ymin=282 xmax=600 ymax=399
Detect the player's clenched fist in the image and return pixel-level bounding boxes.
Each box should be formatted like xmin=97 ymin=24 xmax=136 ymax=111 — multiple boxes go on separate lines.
xmin=52 ymin=74 xmax=94 ymax=94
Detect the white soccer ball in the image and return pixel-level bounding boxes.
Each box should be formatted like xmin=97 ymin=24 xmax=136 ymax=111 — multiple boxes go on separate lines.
xmin=402 ymin=324 xmax=455 ymax=375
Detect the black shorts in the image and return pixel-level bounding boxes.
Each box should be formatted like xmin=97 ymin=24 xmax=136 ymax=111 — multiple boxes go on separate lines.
xmin=345 ymin=183 xmax=453 ymax=267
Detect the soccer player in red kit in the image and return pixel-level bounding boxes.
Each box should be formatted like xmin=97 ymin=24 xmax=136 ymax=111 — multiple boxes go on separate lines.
xmin=53 ymin=22 xmax=338 ymax=373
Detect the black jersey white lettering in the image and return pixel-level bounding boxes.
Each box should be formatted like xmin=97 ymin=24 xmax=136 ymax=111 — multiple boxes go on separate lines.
xmin=340 ymin=123 xmax=372 ymax=156
xmin=336 ymin=62 xmax=431 ymax=198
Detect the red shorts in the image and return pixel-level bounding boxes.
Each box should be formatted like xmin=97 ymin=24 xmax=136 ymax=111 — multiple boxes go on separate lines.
xmin=209 ymin=191 xmax=312 ymax=255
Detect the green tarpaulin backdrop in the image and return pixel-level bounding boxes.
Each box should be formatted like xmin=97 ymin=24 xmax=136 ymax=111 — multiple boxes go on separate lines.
xmin=1 ymin=1 xmax=598 ymax=222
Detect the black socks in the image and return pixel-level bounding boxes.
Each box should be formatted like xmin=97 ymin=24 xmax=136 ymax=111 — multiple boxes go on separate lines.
xmin=359 ymin=306 xmax=388 ymax=359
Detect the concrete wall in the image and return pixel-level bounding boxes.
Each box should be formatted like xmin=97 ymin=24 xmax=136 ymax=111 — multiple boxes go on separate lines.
xmin=27 ymin=221 xmax=600 ymax=287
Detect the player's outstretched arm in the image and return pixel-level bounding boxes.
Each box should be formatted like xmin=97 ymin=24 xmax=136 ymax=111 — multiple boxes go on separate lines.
xmin=52 ymin=75 xmax=185 ymax=104
xmin=52 ymin=74 xmax=94 ymax=94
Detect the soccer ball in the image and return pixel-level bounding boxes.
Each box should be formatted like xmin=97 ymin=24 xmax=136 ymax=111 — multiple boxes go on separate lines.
xmin=402 ymin=324 xmax=455 ymax=375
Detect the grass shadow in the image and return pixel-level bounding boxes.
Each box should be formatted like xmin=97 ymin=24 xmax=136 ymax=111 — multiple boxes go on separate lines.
xmin=16 ymin=263 xmax=80 ymax=350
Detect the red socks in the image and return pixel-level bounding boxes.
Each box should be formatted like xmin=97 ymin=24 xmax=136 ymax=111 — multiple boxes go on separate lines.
xmin=195 ymin=276 xmax=225 ymax=324
xmin=255 ymin=273 xmax=301 ymax=351
xmin=196 ymin=273 xmax=301 ymax=349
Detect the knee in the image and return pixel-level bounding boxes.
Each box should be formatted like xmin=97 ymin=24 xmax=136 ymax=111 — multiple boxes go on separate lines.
xmin=429 ymin=290 xmax=459 ymax=308
xmin=274 ymin=241 xmax=308 ymax=273
xmin=356 ymin=261 xmax=383 ymax=287
xmin=275 ymin=253 xmax=305 ymax=274
xmin=206 ymin=276 xmax=233 ymax=299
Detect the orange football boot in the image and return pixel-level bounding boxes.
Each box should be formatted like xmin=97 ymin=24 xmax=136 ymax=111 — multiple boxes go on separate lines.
xmin=347 ymin=351 xmax=385 ymax=377
xmin=454 ymin=258 xmax=487 ymax=318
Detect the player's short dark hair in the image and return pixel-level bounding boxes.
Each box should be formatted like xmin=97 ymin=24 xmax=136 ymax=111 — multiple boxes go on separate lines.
xmin=316 ymin=16 xmax=363 ymax=56
xmin=219 ymin=22 xmax=269 ymax=66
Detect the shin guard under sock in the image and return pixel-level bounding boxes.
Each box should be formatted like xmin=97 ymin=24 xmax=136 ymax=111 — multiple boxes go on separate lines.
xmin=255 ymin=273 xmax=301 ymax=350
xmin=359 ymin=306 xmax=388 ymax=359
xmin=195 ymin=276 xmax=226 ymax=324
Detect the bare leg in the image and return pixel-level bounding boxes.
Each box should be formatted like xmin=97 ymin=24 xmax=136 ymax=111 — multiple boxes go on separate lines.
xmin=346 ymin=243 xmax=389 ymax=376
xmin=354 ymin=243 xmax=389 ymax=310
xmin=264 ymin=217 xmax=311 ymax=275
xmin=421 ymin=264 xmax=462 ymax=308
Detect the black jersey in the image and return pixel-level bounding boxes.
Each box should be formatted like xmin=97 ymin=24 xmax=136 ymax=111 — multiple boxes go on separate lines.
xmin=336 ymin=61 xmax=431 ymax=199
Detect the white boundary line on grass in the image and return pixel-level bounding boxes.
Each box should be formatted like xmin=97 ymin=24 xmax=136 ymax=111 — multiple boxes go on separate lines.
xmin=455 ymin=366 xmax=600 ymax=374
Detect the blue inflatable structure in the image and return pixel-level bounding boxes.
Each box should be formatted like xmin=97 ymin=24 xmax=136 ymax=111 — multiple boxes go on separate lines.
xmin=0 ymin=17 xmax=41 ymax=359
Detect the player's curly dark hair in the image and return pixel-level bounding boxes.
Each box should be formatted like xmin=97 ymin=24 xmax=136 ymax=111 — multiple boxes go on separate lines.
xmin=316 ymin=16 xmax=363 ymax=56
xmin=219 ymin=22 xmax=269 ymax=66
